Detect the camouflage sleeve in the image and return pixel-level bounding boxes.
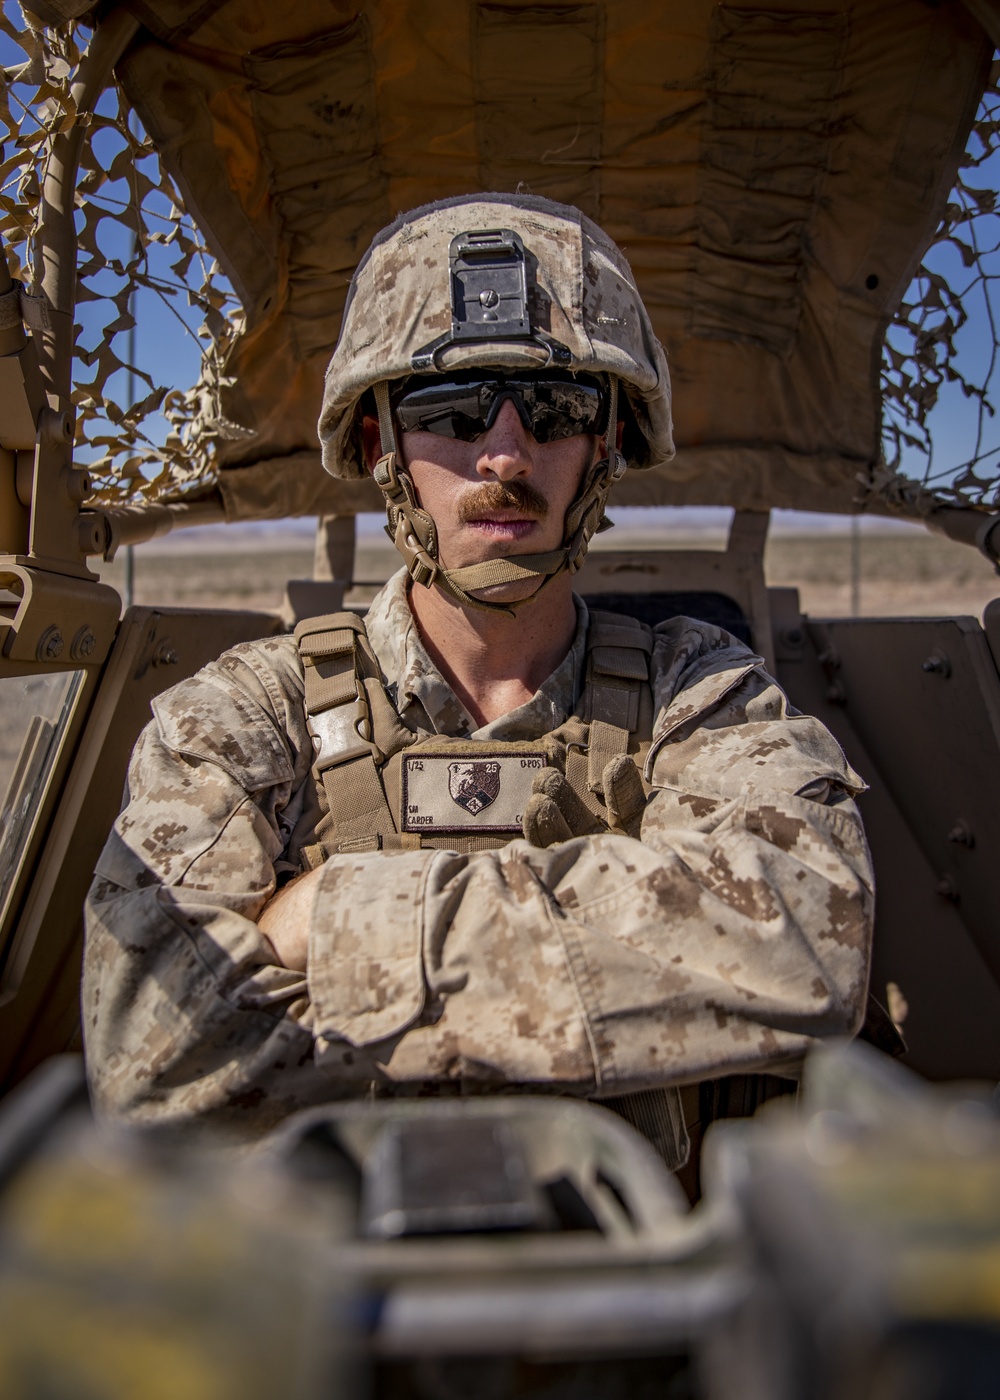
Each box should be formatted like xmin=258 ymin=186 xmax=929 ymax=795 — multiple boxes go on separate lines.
xmin=82 ymin=643 xmax=426 ymax=1129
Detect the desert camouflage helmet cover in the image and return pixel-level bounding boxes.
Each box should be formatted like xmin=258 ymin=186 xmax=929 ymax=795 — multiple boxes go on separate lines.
xmin=319 ymin=193 xmax=674 ymax=479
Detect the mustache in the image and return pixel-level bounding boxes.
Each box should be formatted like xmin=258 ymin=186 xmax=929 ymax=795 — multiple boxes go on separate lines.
xmin=456 ymin=480 xmax=549 ymax=523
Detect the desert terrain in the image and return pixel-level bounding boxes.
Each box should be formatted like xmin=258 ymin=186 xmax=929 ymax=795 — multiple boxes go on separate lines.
xmin=93 ymin=515 xmax=1000 ymax=622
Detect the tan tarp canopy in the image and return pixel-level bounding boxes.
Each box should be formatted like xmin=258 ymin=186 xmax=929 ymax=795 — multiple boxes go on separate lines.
xmin=113 ymin=0 xmax=992 ymax=520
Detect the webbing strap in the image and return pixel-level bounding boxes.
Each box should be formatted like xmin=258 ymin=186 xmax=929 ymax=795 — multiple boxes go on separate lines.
xmin=322 ymin=752 xmax=397 ymax=851
xmin=566 ymin=609 xmax=653 ymax=804
xmin=306 ymin=658 xmax=357 ymax=712
xmin=374 ymin=378 xmax=398 ymax=456
xmin=587 ymin=719 xmax=631 ymax=794
xmin=587 ymin=615 xmax=652 ymax=651
xmin=362 ymin=675 xmax=417 ymax=763
xmin=297 ymin=621 xmax=366 ymax=731
xmin=445 ymin=550 xmax=566 ymax=591
xmin=297 ymin=615 xmax=365 ymax=656
xmin=296 ymin=611 xmax=400 ymax=856
xmin=581 ymin=610 xmax=652 ymax=733
xmin=590 ymin=644 xmax=650 ymax=678
xmin=564 ymin=744 xmax=600 ymax=818
xmin=0 ymin=280 xmax=52 ymax=333
xmin=587 ymin=677 xmax=636 ymax=729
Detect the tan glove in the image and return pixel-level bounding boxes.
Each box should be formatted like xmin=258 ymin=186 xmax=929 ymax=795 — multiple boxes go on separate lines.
xmin=521 ymin=759 xmax=648 ymax=848
xmin=601 ymin=753 xmax=648 ymax=838
xmin=521 ymin=769 xmax=604 ymax=847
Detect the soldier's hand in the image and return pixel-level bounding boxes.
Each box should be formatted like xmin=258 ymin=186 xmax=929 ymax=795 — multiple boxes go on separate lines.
xmin=601 ymin=754 xmax=648 ymax=838
xmin=521 ymin=760 xmax=648 ymax=847
xmin=521 ymin=769 xmax=606 ymax=848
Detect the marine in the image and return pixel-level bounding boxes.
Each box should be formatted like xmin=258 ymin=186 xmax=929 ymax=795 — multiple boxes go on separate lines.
xmin=83 ymin=194 xmax=875 ymax=1168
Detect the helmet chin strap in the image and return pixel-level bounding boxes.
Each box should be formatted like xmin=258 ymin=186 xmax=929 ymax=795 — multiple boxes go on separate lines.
xmin=371 ymin=376 xmax=625 ymax=618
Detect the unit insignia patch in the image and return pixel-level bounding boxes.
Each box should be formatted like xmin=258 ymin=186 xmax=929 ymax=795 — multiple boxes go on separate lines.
xmin=401 ymin=751 xmax=546 ymax=833
xmin=448 ymin=761 xmax=501 ymax=815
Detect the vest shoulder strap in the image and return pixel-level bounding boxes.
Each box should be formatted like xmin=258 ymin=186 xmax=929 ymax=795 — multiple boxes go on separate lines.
xmin=580 ymin=609 xmax=653 ymax=729
xmin=294 ymin=611 xmax=404 ymax=855
xmin=571 ymin=609 xmax=654 ymax=803
xmin=294 ymin=611 xmax=367 ymax=712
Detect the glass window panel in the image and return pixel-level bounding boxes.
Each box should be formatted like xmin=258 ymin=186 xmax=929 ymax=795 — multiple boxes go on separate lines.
xmin=0 ymin=670 xmax=84 ymax=903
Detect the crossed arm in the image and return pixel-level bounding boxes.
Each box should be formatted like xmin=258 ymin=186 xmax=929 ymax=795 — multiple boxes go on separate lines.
xmin=83 ymin=633 xmax=874 ymax=1132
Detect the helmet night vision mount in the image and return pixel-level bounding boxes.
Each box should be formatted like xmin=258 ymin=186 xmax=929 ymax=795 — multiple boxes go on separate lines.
xmin=411 ymin=229 xmax=572 ymax=373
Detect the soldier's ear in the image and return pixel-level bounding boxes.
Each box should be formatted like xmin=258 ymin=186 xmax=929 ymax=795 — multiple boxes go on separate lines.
xmin=361 ymin=415 xmax=383 ymax=472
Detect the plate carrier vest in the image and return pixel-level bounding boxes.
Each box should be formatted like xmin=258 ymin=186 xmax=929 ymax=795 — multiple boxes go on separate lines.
xmin=293 ymin=607 xmax=690 ymax=1173
xmin=294 ymin=608 xmax=657 ymax=860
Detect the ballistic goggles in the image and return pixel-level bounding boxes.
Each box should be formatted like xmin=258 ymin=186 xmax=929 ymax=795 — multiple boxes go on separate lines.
xmin=393 ymin=372 xmax=608 ymax=444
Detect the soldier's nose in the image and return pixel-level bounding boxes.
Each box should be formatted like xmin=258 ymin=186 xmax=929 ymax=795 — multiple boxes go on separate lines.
xmin=476 ymin=399 xmax=534 ymax=481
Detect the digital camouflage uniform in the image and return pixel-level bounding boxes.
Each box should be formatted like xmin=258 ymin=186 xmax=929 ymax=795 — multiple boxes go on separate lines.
xmin=84 ymin=569 xmax=874 ymax=1135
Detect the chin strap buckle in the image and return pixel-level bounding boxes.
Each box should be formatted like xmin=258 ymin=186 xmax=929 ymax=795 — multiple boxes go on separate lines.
xmin=373 ymin=447 xmax=440 ymax=589
xmin=373 ymin=450 xmax=401 ymax=497
xmin=393 ymin=512 xmax=439 ymax=589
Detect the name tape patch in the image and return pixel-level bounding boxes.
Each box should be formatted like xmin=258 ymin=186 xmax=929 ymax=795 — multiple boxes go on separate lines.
xmin=401 ymin=752 xmax=546 ymax=833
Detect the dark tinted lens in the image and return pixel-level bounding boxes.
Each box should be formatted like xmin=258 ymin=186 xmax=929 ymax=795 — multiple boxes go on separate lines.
xmin=514 ymin=379 xmax=605 ymax=442
xmin=395 ymin=376 xmax=605 ymax=444
xmin=395 ymin=383 xmax=489 ymax=440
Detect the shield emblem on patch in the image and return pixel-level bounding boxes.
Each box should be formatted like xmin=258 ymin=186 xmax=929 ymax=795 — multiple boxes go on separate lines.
xmin=448 ymin=761 xmax=501 ymax=816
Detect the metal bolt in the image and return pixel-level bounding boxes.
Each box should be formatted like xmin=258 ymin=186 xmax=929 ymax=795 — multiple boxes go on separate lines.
xmin=39 ymin=406 xmax=74 ymax=447
xmin=781 ymin=627 xmax=804 ymax=648
xmin=37 ymin=625 xmax=64 ymax=661
xmin=947 ymin=821 xmax=975 ymax=849
xmin=922 ymin=653 xmax=951 ymax=678
xmin=936 ymin=874 xmax=959 ymax=902
xmin=71 ymin=626 xmax=96 ymax=660
xmin=77 ymin=513 xmax=106 ymax=556
xmin=479 ymin=288 xmax=500 ymax=309
xmin=152 ymin=641 xmax=178 ymax=667
xmin=65 ymin=467 xmax=92 ymax=503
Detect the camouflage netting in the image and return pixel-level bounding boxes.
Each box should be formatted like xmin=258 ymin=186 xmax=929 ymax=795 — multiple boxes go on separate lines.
xmin=0 ymin=2 xmax=243 ymax=504
xmin=1 ymin=2 xmax=1000 ymax=519
xmin=877 ymin=57 xmax=1000 ymax=515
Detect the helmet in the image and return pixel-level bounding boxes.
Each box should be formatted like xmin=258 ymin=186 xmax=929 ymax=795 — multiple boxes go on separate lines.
xmin=318 ymin=193 xmax=674 ymax=613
